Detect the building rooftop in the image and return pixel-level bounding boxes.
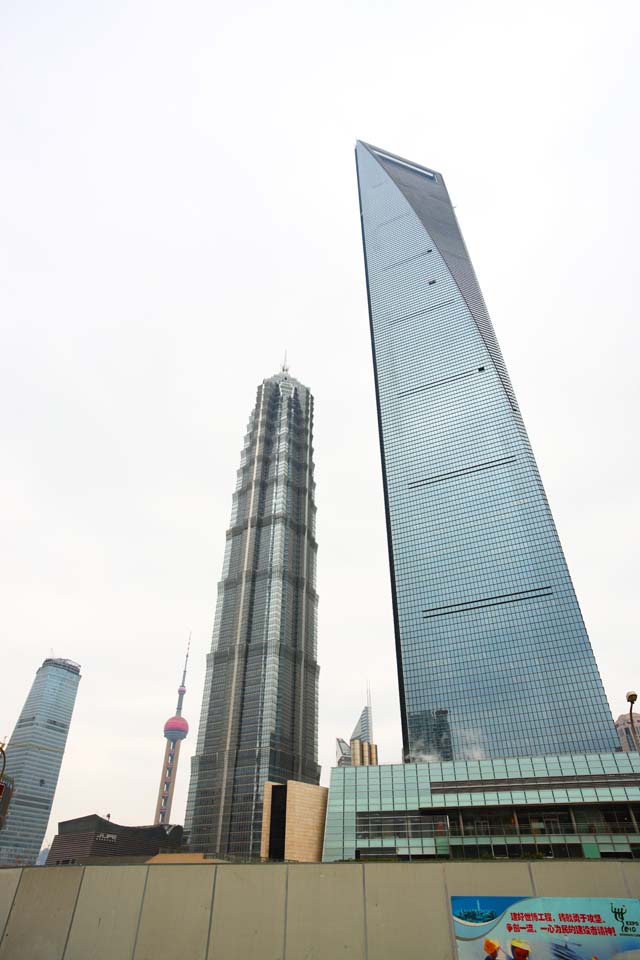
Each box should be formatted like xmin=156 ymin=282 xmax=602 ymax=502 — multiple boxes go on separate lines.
xmin=42 ymin=658 xmax=81 ymax=675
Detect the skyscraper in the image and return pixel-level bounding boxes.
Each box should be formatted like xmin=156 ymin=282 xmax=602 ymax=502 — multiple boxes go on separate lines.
xmin=355 ymin=141 xmax=618 ymax=762
xmin=154 ymin=643 xmax=190 ymax=825
xmin=0 ymin=658 xmax=81 ymax=865
xmin=186 ymin=368 xmax=319 ymax=856
xmin=336 ymin=690 xmax=379 ymax=766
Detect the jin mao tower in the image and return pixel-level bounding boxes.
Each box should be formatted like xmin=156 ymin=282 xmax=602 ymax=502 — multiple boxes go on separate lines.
xmin=186 ymin=368 xmax=319 ymax=856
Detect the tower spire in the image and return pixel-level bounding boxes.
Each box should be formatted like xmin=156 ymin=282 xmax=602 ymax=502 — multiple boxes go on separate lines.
xmin=281 ymin=349 xmax=289 ymax=373
xmin=176 ymin=634 xmax=190 ymax=715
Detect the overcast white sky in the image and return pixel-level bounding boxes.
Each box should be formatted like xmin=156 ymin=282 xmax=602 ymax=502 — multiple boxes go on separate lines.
xmin=1 ymin=0 xmax=639 ymax=850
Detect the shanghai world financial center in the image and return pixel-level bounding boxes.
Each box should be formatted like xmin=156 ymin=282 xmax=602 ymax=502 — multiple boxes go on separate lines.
xmin=355 ymin=141 xmax=618 ymax=763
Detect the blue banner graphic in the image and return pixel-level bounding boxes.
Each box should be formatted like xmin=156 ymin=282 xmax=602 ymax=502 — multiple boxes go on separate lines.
xmin=451 ymin=895 xmax=640 ymax=960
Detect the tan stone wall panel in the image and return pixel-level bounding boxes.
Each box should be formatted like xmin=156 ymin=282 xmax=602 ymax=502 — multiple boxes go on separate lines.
xmin=0 ymin=869 xmax=21 ymax=942
xmin=0 ymin=865 xmax=82 ymax=960
xmin=286 ymin=863 xmax=365 ymax=959
xmin=445 ymin=861 xmax=535 ymax=897
xmin=208 ymin=864 xmax=285 ymax=960
xmin=64 ymin=865 xmax=147 ymax=960
xmin=622 ymin=861 xmax=640 ymax=897
xmin=133 ymin=864 xmax=215 ymax=960
xmin=529 ymin=860 xmax=629 ymax=897
xmin=365 ymin=862 xmax=451 ymax=960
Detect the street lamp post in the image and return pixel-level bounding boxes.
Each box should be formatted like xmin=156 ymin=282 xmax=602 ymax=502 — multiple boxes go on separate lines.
xmin=627 ymin=692 xmax=640 ymax=753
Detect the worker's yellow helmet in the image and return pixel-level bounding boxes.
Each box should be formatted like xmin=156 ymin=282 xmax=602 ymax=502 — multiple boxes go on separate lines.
xmin=483 ymin=938 xmax=500 ymax=953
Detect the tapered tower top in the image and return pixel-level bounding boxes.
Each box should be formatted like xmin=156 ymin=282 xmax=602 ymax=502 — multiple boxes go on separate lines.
xmin=163 ymin=640 xmax=190 ymax=743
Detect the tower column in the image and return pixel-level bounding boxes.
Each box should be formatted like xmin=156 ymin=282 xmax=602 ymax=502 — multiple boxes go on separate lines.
xmin=153 ymin=642 xmax=190 ymax=826
xmin=154 ymin=738 xmax=182 ymax=824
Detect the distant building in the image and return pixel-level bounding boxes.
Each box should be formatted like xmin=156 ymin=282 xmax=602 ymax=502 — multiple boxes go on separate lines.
xmin=46 ymin=814 xmax=183 ymax=866
xmin=0 ymin=658 xmax=81 ymax=865
xmin=0 ymin=777 xmax=13 ymax=834
xmin=154 ymin=643 xmax=190 ymax=825
xmin=336 ymin=696 xmax=379 ymax=767
xmin=351 ymin=702 xmax=373 ymax=743
xmin=336 ymin=738 xmax=352 ymax=767
xmin=616 ymin=713 xmax=640 ymax=753
xmin=323 ymin=752 xmax=640 ymax=862
xmin=351 ymin=739 xmax=378 ymax=766
xmin=261 ymin=781 xmax=328 ymax=862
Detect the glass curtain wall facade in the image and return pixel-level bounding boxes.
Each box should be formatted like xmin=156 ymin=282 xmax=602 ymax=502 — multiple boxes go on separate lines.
xmin=186 ymin=370 xmax=320 ymax=857
xmin=0 ymin=658 xmax=81 ymax=865
xmin=323 ymin=753 xmax=640 ymax=862
xmin=355 ymin=141 xmax=617 ymax=762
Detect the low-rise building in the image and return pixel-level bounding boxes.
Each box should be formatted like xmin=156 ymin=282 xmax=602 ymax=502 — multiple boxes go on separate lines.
xmin=323 ymin=751 xmax=640 ymax=862
xmin=46 ymin=814 xmax=183 ymax=865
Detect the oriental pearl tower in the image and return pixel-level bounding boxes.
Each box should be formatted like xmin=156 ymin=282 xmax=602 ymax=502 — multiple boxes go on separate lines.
xmin=154 ymin=642 xmax=189 ymax=825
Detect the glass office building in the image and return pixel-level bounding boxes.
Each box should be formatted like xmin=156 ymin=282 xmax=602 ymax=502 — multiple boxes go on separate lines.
xmin=186 ymin=369 xmax=320 ymax=857
xmin=323 ymin=753 xmax=640 ymax=862
xmin=0 ymin=658 xmax=81 ymax=865
xmin=355 ymin=142 xmax=618 ymax=762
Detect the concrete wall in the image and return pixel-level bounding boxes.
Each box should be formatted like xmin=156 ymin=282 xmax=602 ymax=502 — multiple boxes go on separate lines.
xmin=0 ymin=861 xmax=638 ymax=960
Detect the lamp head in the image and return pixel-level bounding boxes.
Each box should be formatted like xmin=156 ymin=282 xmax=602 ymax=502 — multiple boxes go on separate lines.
xmin=627 ymin=691 xmax=638 ymax=705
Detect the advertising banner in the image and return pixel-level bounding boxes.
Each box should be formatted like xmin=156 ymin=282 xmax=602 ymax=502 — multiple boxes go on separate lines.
xmin=451 ymin=895 xmax=640 ymax=960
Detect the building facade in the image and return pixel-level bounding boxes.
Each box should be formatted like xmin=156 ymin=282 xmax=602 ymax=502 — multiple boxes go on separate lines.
xmin=323 ymin=753 xmax=640 ymax=862
xmin=46 ymin=814 xmax=183 ymax=866
xmin=260 ymin=780 xmax=328 ymax=862
xmin=0 ymin=778 xmax=13 ymax=834
xmin=616 ymin=713 xmax=640 ymax=753
xmin=154 ymin=645 xmax=190 ymax=824
xmin=336 ymin=701 xmax=379 ymax=767
xmin=0 ymin=658 xmax=81 ymax=865
xmin=355 ymin=141 xmax=618 ymax=762
xmin=186 ymin=369 xmax=320 ymax=856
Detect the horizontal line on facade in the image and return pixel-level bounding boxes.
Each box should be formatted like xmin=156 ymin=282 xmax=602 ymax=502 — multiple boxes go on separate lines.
xmin=423 ymin=591 xmax=553 ymax=620
xmin=398 ymin=366 xmax=485 ymax=399
xmin=226 ymin=514 xmax=317 ymax=544
xmin=377 ymin=213 xmax=411 ymax=228
xmin=387 ymin=298 xmax=457 ymax=327
xmin=429 ymin=773 xmax=640 ymax=794
xmin=382 ymin=249 xmax=433 ymax=272
xmin=408 ymin=455 xmax=517 ymax=490
xmin=422 ymin=586 xmax=552 ymax=614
